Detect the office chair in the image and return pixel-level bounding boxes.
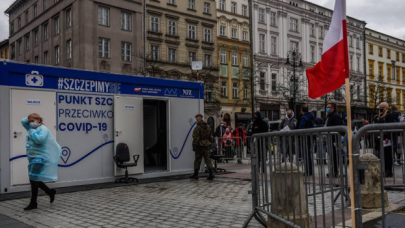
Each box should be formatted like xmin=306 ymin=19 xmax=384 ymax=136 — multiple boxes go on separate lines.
xmin=113 ymin=143 xmax=140 ymax=183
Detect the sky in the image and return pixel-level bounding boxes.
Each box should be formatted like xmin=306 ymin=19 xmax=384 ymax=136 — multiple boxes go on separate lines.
xmin=0 ymin=0 xmax=404 ymax=41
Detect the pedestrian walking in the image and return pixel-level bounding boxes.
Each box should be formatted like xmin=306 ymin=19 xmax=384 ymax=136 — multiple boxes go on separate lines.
xmin=190 ymin=114 xmax=215 ymax=180
xmin=325 ymin=103 xmax=343 ymax=178
xmin=233 ymin=123 xmax=247 ymax=163
xmin=278 ymin=109 xmax=297 ymax=162
xmin=22 ymin=113 xmax=62 ymax=210
xmin=215 ymin=121 xmax=227 ymax=138
xmin=298 ymin=105 xmax=315 ymax=176
xmin=375 ymin=102 xmax=395 ymax=177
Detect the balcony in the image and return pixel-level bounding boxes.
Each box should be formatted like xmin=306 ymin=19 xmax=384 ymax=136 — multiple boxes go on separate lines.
xmin=185 ymin=38 xmax=199 ymax=48
xmin=165 ymin=34 xmax=180 ymax=45
xmin=202 ymin=41 xmax=215 ymax=51
xmin=147 ymin=31 xmax=163 ymax=42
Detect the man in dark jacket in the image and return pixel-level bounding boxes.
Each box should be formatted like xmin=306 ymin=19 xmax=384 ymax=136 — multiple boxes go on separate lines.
xmin=252 ymin=112 xmax=268 ymax=169
xmin=298 ymin=105 xmax=315 ymax=176
xmin=326 ymin=103 xmax=343 ymax=177
xmin=279 ymin=109 xmax=297 ymax=131
xmin=279 ymin=109 xmax=297 ymax=162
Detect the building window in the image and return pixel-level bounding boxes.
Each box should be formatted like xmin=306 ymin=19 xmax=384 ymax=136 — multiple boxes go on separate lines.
xmin=204 ymin=54 xmax=211 ymax=67
xmin=168 ymin=21 xmax=176 ymax=35
xmin=220 ymin=0 xmax=225 ymax=11
xmin=349 ymin=36 xmax=353 ymax=47
xmin=188 ymin=0 xmax=195 ymax=10
xmin=168 ymin=0 xmax=175 ymax=4
xmin=396 ymin=52 xmax=399 ymax=61
xmin=402 ymin=53 xmax=405 ymax=63
xmin=369 ymin=44 xmax=373 ymax=54
xmin=310 ymin=23 xmax=314 ymax=36
xmin=151 ymin=45 xmax=159 ymax=61
xmin=378 ymin=47 xmax=382 ymax=57
xmin=232 ymin=82 xmax=238 ymax=98
xmin=310 ymin=45 xmax=315 ymax=62
xmin=204 ymin=28 xmax=211 ymax=42
xmin=10 ymin=22 xmax=14 ymax=35
xmin=222 ymin=81 xmax=227 ymax=97
xmin=387 ymin=49 xmax=391 ymax=59
xmin=34 ymin=30 xmax=38 ymax=46
xmin=26 ymin=11 xmax=29 ymax=24
xmin=98 ymin=7 xmax=110 ymax=26
xmin=66 ymin=8 xmax=72 ymax=28
xmin=319 ymin=47 xmax=322 ymax=60
xmin=11 ymin=44 xmax=15 ymax=60
xmin=349 ymin=55 xmax=353 ymax=69
xmin=220 ymin=26 xmax=226 ymax=36
xmin=220 ymin=65 xmax=228 ymax=76
xmin=243 ymin=84 xmax=248 ymax=99
xmin=43 ymin=0 xmax=47 ymax=10
xmin=121 ymin=12 xmax=131 ymax=31
xmin=54 ymin=17 xmax=59 ymax=35
xmin=243 ymin=31 xmax=248 ymax=41
xmin=259 ymin=34 xmax=265 ymax=53
xmin=34 ymin=4 xmax=38 ymax=18
xmin=35 ymin=56 xmax=39 ymax=64
xmin=66 ymin=39 xmax=72 ymax=60
xmin=204 ymin=3 xmax=210 ymax=14
xmin=98 ymin=38 xmax=110 ymax=58
xmin=319 ymin=26 xmax=323 ymax=38
xmin=260 ymin=72 xmax=265 ymax=90
xmin=25 ymin=35 xmax=30 ymax=51
xmin=188 ymin=24 xmax=196 ymax=39
xmin=243 ymin=53 xmax=248 ymax=67
xmin=271 ymin=73 xmax=277 ymax=91
xmin=271 ymin=12 xmax=276 ymax=26
xmin=290 ymin=41 xmax=298 ymax=51
xmin=356 ymin=37 xmax=360 ymax=49
xmin=378 ymin=66 xmax=382 ymax=76
xmin=242 ymin=5 xmax=247 ymax=16
xmin=44 ymin=51 xmax=48 ymax=64
xmin=290 ymin=18 xmax=298 ymax=32
xmin=220 ymin=49 xmax=226 ymax=64
xmin=356 ymin=56 xmax=360 ymax=71
xmin=231 ymin=2 xmax=236 ymax=14
xmin=232 ymin=28 xmax=237 ymax=39
xmin=151 ymin=17 xmax=159 ymax=32
xmin=259 ymin=9 xmax=265 ymax=23
xmin=168 ymin=48 xmax=176 ymax=63
xmin=206 ymin=84 xmax=213 ymax=101
xmin=188 ymin=51 xmax=196 ymax=64
xmin=369 ymin=63 xmax=373 ymax=76
xmin=18 ymin=17 xmax=21 ymax=29
xmin=271 ymin=36 xmax=277 ymax=55
xmin=43 ymin=23 xmax=48 ymax=41
xmin=232 ymin=51 xmax=238 ymax=65
xmin=121 ymin=42 xmax=131 ymax=62
xmin=55 ymin=46 xmax=60 ymax=65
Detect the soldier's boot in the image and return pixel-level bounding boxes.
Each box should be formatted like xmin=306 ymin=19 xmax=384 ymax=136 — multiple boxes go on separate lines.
xmin=207 ymin=169 xmax=215 ymax=180
xmin=190 ymin=170 xmax=199 ymax=180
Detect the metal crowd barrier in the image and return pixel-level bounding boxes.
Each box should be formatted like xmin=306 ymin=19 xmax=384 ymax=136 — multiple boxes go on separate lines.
xmin=243 ymin=123 xmax=405 ymax=228
xmin=217 ymin=136 xmax=249 ymax=164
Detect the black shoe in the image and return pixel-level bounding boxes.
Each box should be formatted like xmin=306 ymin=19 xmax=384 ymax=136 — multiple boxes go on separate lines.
xmin=24 ymin=203 xmax=37 ymax=211
xmin=207 ymin=169 xmax=215 ymax=180
xmin=190 ymin=170 xmax=199 ymax=180
xmin=326 ymin=173 xmax=339 ymax=178
xmin=49 ymin=189 xmax=56 ymax=203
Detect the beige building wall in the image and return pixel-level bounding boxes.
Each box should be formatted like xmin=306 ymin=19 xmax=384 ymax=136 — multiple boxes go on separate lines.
xmin=0 ymin=39 xmax=10 ymax=59
xmin=6 ymin=0 xmax=143 ymax=74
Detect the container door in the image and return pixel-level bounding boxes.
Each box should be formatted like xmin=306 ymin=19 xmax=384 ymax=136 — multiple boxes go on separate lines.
xmin=114 ymin=96 xmax=144 ymax=175
xmin=11 ymin=89 xmax=56 ymax=186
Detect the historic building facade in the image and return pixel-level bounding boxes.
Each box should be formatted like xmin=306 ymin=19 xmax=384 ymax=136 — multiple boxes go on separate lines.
xmin=145 ymin=0 xmax=219 ymax=124
xmin=0 ymin=39 xmax=10 ymax=59
xmin=366 ymin=28 xmax=405 ymax=115
xmin=216 ymin=0 xmax=251 ymax=129
xmin=251 ymin=0 xmax=367 ymax=120
xmin=5 ymin=0 xmax=143 ymax=73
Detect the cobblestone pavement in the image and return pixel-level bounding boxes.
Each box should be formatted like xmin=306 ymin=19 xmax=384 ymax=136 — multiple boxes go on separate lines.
xmin=0 ymin=178 xmax=262 ymax=228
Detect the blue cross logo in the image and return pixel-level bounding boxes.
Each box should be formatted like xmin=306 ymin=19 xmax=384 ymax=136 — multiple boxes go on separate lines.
xmin=31 ymin=77 xmax=38 ymax=84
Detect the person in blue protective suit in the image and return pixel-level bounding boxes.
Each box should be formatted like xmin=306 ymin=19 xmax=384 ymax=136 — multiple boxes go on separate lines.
xmin=22 ymin=113 xmax=62 ymax=210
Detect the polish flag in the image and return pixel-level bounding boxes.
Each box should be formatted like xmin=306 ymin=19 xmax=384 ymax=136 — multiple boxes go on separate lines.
xmin=306 ymin=0 xmax=349 ymax=99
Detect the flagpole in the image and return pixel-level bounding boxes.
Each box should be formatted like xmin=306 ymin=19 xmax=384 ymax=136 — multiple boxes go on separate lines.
xmin=341 ymin=0 xmax=356 ymax=227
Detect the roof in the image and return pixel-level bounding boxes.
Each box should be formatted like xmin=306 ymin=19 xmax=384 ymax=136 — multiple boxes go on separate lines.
xmin=5 ymin=0 xmax=26 ymax=14
xmin=365 ymin=28 xmax=405 ymax=44
xmin=0 ymin=39 xmax=9 ymax=47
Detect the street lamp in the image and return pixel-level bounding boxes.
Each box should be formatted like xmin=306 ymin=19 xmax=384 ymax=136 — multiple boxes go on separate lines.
xmin=285 ymin=50 xmax=303 ymax=113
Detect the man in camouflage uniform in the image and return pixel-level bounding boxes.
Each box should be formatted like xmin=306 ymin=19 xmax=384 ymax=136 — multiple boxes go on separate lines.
xmin=190 ymin=114 xmax=215 ymax=180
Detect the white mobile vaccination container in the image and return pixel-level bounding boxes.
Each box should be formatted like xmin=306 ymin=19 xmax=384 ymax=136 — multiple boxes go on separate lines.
xmin=0 ymin=61 xmax=204 ymax=194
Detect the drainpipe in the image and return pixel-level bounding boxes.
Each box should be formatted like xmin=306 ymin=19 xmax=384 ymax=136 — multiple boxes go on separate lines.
xmin=363 ymin=24 xmax=367 ymax=116
xmin=144 ymin=0 xmax=147 ymax=76
xmin=249 ymin=0 xmax=255 ymax=118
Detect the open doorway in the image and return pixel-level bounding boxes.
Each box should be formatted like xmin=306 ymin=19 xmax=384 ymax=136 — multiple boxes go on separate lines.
xmin=143 ymin=99 xmax=168 ymax=173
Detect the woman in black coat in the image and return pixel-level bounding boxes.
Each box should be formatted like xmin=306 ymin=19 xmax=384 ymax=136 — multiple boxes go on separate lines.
xmin=376 ymin=102 xmax=395 ymax=177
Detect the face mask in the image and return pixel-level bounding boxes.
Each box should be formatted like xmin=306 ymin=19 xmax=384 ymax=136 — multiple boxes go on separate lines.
xmin=287 ymin=114 xmax=292 ymax=118
xmin=30 ymin=121 xmax=39 ymax=129
xmin=326 ymin=108 xmax=330 ymax=113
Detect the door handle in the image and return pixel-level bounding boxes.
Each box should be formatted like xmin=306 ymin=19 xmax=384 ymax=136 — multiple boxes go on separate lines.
xmin=115 ymin=130 xmax=122 ymax=137
xmin=14 ymin=131 xmax=22 ymax=138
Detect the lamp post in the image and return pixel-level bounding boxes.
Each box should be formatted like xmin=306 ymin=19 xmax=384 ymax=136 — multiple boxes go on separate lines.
xmin=285 ymin=50 xmax=303 ymax=113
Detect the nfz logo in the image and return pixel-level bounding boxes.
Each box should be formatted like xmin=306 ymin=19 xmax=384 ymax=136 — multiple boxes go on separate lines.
xmin=183 ymin=90 xmax=192 ymax=96
xmin=164 ymin=88 xmax=177 ymax=95
xmin=134 ymin=88 xmax=141 ymax=92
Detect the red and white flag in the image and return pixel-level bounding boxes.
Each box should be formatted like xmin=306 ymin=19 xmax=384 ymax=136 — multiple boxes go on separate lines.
xmin=306 ymin=0 xmax=349 ymax=99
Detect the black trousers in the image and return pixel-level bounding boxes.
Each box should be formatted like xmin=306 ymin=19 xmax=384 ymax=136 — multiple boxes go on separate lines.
xmin=29 ymin=180 xmax=51 ymax=204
